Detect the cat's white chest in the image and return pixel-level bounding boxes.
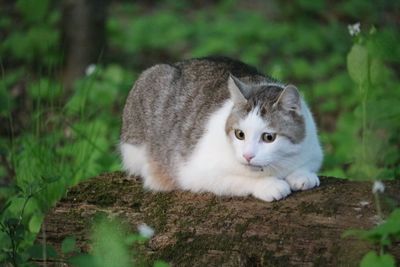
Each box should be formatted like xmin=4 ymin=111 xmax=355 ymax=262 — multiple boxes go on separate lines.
xmin=176 ymin=100 xmax=264 ymax=191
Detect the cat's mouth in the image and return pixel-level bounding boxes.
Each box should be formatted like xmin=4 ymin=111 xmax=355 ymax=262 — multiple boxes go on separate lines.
xmin=244 ymin=163 xmax=265 ymax=172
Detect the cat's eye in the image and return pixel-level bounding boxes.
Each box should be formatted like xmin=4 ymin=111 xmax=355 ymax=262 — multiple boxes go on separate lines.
xmin=261 ymin=133 xmax=276 ymax=143
xmin=234 ymin=129 xmax=245 ymax=140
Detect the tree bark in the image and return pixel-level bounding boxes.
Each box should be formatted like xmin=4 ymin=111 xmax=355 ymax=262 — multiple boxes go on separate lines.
xmin=61 ymin=0 xmax=109 ymax=90
xmin=39 ymin=172 xmax=400 ymax=266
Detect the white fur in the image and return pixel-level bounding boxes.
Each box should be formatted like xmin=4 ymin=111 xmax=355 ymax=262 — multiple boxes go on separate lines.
xmin=120 ymin=143 xmax=148 ymax=177
xmin=258 ymin=81 xmax=285 ymax=89
xmin=177 ymin=98 xmax=323 ymax=201
xmin=120 ymin=143 xmax=165 ymax=190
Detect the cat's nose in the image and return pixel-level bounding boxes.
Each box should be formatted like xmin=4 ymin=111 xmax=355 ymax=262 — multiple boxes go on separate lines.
xmin=243 ymin=153 xmax=254 ymax=163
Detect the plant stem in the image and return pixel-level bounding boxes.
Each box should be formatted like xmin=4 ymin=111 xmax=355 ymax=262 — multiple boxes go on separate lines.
xmin=19 ymin=194 xmax=32 ymax=224
xmin=374 ymin=190 xmax=384 ymax=256
xmin=361 ymin=83 xmax=368 ymax=163
xmin=7 ymin=226 xmax=19 ymax=267
xmin=373 ymin=191 xmax=383 ymax=222
xmin=42 ymin=222 xmax=47 ymax=267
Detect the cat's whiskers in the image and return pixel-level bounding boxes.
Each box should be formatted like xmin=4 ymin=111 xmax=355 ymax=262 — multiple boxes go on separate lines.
xmin=264 ymin=162 xmax=281 ymax=175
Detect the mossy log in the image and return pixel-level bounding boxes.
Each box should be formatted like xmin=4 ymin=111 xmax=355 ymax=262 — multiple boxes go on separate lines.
xmin=38 ymin=172 xmax=400 ymax=266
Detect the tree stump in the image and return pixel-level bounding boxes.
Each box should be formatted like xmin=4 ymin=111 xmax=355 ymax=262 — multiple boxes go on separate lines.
xmin=39 ymin=172 xmax=400 ymax=266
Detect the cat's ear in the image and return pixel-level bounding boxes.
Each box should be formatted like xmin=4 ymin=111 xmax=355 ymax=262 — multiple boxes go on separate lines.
xmin=274 ymin=84 xmax=301 ymax=114
xmin=228 ymin=74 xmax=252 ymax=104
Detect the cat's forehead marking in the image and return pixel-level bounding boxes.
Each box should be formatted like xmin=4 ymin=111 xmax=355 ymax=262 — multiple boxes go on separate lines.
xmin=247 ymin=86 xmax=306 ymax=144
xmin=239 ymin=106 xmax=270 ymax=132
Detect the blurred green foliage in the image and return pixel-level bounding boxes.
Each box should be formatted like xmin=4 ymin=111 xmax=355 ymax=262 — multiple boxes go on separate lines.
xmin=0 ymin=0 xmax=61 ymax=66
xmin=345 ymin=29 xmax=400 ymax=180
xmin=69 ymin=216 xmax=144 ymax=267
xmin=340 ymin=27 xmax=400 ymax=267
xmin=344 ymin=208 xmax=400 ymax=267
xmin=106 ymin=0 xmax=400 ymax=178
xmin=0 ymin=0 xmax=399 ymax=266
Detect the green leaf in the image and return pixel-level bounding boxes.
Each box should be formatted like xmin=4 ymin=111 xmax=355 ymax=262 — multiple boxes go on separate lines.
xmin=27 ymin=243 xmax=44 ymax=259
xmin=46 ymin=244 xmax=59 ymax=258
xmin=91 ymin=219 xmax=132 ymax=267
xmin=16 ymin=0 xmax=50 ymax=23
xmin=360 ymin=251 xmax=396 ymax=267
xmin=27 ymin=78 xmax=63 ymax=101
xmin=104 ymin=64 xmax=125 ymax=84
xmin=5 ymin=218 xmax=20 ymax=227
xmin=347 ymin=44 xmax=369 ymax=85
xmin=29 ymin=213 xmax=44 ymax=234
xmin=342 ymin=229 xmax=365 ymax=239
xmin=125 ymin=233 xmax=148 ymax=245
xmin=372 ymin=209 xmax=400 ymax=238
xmin=369 ymin=58 xmax=386 ymax=85
xmin=297 ymin=0 xmax=325 ymax=12
xmin=69 ymin=254 xmax=96 ymax=267
xmin=61 ymin=236 xmax=77 ymax=254
xmin=0 ymin=87 xmax=13 ymax=116
xmin=42 ymin=176 xmax=62 ymax=184
xmin=344 ymin=209 xmax=400 ymax=245
xmin=0 ymin=200 xmax=12 ymax=215
xmin=14 ymin=224 xmax=26 ymax=241
xmin=154 ymin=260 xmax=170 ymax=267
xmin=28 ymin=243 xmax=59 ymax=259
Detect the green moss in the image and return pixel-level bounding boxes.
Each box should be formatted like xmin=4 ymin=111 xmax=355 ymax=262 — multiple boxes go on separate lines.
xmin=261 ymin=250 xmax=290 ymax=267
xmin=156 ymin=233 xmax=236 ymax=265
xmin=297 ymin=199 xmax=339 ymax=217
xmin=234 ymin=222 xmax=248 ymax=235
xmin=313 ymin=250 xmax=329 ymax=266
xmin=298 ymin=201 xmax=320 ymax=214
xmin=130 ymin=200 xmax=141 ymax=210
xmin=87 ymin=193 xmax=116 ymax=207
xmin=320 ymin=198 xmax=339 ymax=216
xmin=142 ymin=193 xmax=172 ymax=232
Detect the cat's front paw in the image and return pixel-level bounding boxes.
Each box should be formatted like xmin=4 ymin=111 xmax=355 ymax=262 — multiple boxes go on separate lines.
xmin=285 ymin=170 xmax=320 ymax=191
xmin=253 ymin=178 xmax=291 ymax=202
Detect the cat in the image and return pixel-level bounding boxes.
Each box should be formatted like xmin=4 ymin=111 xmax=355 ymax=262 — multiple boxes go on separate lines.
xmin=120 ymin=57 xmax=323 ymax=201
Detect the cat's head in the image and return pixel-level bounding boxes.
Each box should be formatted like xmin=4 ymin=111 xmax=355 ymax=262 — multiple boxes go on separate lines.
xmin=225 ymin=74 xmax=305 ymax=171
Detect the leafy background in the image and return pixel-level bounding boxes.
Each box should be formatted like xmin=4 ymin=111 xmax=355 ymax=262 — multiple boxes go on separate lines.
xmin=0 ymin=0 xmax=399 ymax=266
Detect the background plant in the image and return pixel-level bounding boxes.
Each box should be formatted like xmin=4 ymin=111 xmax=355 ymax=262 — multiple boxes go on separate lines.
xmin=342 ymin=26 xmax=400 ymax=267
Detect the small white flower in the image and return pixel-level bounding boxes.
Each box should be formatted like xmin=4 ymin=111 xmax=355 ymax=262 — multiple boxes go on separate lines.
xmin=348 ymin=22 xmax=361 ymax=36
xmin=85 ymin=64 xmax=97 ymax=76
xmin=371 ymin=214 xmax=384 ymax=225
xmin=138 ymin=223 xmax=154 ymax=238
xmin=372 ymin=180 xmax=385 ymax=194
